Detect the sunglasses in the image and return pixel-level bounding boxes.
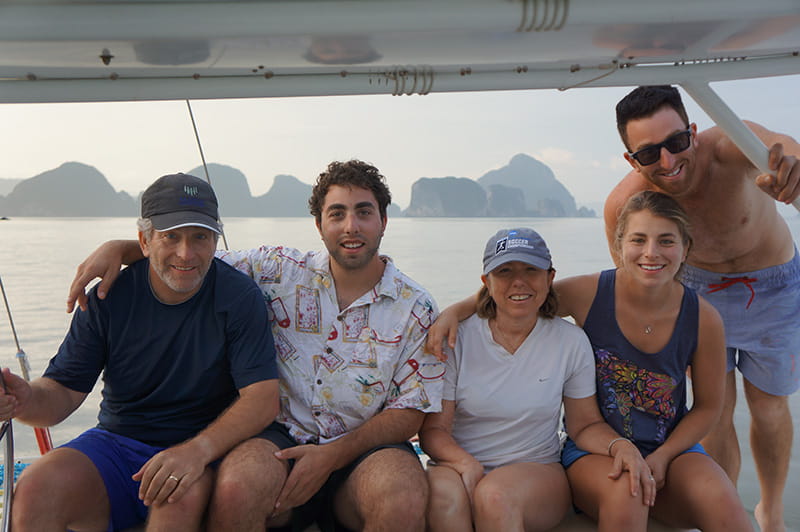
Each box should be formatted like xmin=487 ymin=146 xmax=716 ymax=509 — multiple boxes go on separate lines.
xmin=629 ymin=128 xmax=692 ymax=166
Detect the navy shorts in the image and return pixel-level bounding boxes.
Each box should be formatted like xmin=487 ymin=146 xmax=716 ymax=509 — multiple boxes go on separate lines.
xmin=560 ymin=437 xmax=708 ymax=469
xmin=256 ymin=421 xmax=419 ymax=532
xmin=61 ymin=428 xmax=165 ymax=532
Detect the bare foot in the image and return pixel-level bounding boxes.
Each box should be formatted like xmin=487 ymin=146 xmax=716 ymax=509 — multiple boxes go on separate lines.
xmin=754 ymin=501 xmax=786 ymax=532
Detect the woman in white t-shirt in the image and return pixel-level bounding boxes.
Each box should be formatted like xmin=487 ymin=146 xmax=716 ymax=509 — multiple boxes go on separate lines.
xmin=419 ymin=228 xmax=652 ymax=532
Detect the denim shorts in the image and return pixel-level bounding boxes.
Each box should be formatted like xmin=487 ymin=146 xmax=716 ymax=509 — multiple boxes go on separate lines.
xmin=61 ymin=428 xmax=165 ymax=532
xmin=681 ymin=248 xmax=800 ymax=395
xmin=560 ymin=437 xmax=708 ymax=469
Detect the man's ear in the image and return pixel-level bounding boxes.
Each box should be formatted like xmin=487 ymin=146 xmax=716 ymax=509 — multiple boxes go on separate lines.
xmin=138 ymin=231 xmax=151 ymax=257
xmin=623 ymin=152 xmax=639 ymax=172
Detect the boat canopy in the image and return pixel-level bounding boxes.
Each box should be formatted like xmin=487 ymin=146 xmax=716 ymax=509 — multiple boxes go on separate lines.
xmin=0 ymin=0 xmax=798 ymax=104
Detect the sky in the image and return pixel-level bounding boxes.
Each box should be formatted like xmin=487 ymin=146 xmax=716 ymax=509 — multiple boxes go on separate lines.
xmin=1 ymin=75 xmax=798 ymax=211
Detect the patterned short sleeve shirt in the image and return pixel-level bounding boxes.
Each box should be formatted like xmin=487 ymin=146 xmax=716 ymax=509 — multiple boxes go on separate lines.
xmin=218 ymin=245 xmax=444 ymax=443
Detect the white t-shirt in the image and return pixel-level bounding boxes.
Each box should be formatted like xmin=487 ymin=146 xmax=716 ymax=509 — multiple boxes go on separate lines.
xmin=444 ymin=314 xmax=595 ymax=469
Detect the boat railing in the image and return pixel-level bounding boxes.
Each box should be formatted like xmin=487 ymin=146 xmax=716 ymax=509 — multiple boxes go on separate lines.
xmin=0 ymin=419 xmax=14 ymax=532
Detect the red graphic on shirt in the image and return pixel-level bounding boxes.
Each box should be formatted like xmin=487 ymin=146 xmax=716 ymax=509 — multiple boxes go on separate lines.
xmin=296 ymin=285 xmax=321 ymax=333
xmin=270 ymin=297 xmax=291 ymax=328
xmin=343 ymin=307 xmax=368 ymax=342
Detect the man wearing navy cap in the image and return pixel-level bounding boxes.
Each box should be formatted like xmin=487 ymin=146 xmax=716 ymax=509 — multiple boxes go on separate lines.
xmin=0 ymin=173 xmax=279 ymax=531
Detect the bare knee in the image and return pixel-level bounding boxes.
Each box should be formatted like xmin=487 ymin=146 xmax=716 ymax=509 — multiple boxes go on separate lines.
xmin=426 ymin=468 xmax=470 ymax=524
xmin=341 ymin=449 xmax=427 ymax=531
xmin=209 ymin=439 xmax=285 ymax=522
xmin=157 ymin=469 xmax=212 ymax=514
xmin=676 ymin=478 xmax=751 ymax=532
xmin=147 ymin=469 xmax=213 ymax=531
xmin=745 ymin=385 xmax=790 ymax=425
xmin=12 ymin=449 xmax=109 ymax=532
xmin=704 ymin=491 xmax=751 ymax=532
xmin=472 ymin=480 xmax=517 ymax=523
xmin=373 ymin=475 xmax=428 ymax=524
xmin=596 ymin=480 xmax=648 ymax=529
xmin=12 ymin=467 xmax=52 ymax=519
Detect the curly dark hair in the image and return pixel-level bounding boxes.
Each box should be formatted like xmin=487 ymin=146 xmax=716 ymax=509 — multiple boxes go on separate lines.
xmin=616 ymin=85 xmax=690 ymax=150
xmin=308 ymin=160 xmax=392 ymax=223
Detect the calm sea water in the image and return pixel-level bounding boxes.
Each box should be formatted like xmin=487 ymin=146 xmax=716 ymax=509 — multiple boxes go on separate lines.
xmin=0 ymin=215 xmax=798 ymax=528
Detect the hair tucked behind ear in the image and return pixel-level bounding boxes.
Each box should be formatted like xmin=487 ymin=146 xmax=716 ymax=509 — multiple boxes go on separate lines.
xmin=614 ymin=191 xmax=692 ymax=277
xmin=477 ymin=270 xmax=559 ymax=320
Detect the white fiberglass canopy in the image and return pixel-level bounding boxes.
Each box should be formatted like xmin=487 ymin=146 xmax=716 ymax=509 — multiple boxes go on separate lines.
xmin=0 ymin=0 xmax=798 ymax=103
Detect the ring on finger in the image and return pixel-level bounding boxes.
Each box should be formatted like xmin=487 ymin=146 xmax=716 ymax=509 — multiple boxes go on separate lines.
xmin=168 ymin=474 xmax=180 ymax=482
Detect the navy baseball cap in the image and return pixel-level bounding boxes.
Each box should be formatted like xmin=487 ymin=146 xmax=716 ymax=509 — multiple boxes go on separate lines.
xmin=141 ymin=173 xmax=221 ymax=234
xmin=483 ymin=227 xmax=552 ymax=275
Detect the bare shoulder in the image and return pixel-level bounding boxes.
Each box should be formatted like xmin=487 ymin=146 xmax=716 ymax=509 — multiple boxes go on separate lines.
xmin=555 ymin=273 xmax=601 ymax=325
xmin=700 ymin=125 xmax=751 ymax=167
xmin=604 ymin=171 xmax=652 ymax=225
xmin=703 ymin=121 xmax=799 ymax=165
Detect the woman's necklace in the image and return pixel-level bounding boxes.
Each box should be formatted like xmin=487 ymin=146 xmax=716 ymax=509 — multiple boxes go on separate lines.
xmin=644 ymin=325 xmax=653 ymax=334
xmin=489 ymin=319 xmax=533 ymax=354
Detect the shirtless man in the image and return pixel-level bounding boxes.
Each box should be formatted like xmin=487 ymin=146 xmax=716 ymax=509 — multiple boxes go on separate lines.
xmin=606 ymin=85 xmax=800 ymax=532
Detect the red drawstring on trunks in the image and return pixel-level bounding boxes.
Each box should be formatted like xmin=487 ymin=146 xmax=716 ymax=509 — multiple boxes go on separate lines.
xmin=706 ymin=276 xmax=758 ymax=309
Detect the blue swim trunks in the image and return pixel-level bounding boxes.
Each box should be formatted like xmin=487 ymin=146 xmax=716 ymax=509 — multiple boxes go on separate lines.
xmin=61 ymin=428 xmax=165 ymax=532
xmin=560 ymin=438 xmax=707 ymax=469
xmin=681 ymin=248 xmax=800 ymax=396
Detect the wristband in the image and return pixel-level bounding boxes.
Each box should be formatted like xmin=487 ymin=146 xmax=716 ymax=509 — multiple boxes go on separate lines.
xmin=607 ymin=437 xmax=632 ymax=456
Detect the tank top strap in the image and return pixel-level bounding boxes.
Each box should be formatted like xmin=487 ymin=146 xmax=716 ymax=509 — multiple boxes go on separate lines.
xmin=588 ymin=269 xmax=617 ymax=319
xmin=673 ymin=282 xmax=699 ymax=362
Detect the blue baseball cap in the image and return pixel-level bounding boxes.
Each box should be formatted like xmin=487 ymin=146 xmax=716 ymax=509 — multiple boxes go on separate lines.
xmin=483 ymin=227 xmax=552 ymax=275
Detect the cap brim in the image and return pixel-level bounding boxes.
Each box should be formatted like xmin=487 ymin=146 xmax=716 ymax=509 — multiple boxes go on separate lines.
xmin=150 ymin=212 xmax=221 ymax=234
xmin=483 ymin=253 xmax=551 ymax=275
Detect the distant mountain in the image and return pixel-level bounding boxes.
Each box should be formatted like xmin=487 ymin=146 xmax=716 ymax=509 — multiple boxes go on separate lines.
xmin=0 ymin=162 xmax=136 ymax=216
xmin=0 ymin=157 xmax=594 ymax=218
xmin=478 ymin=153 xmax=578 ymax=216
xmin=187 ymin=164 xmax=256 ymax=215
xmin=405 ymin=154 xmax=595 ymax=217
xmin=256 ymin=174 xmax=315 ymax=217
xmin=405 ymin=177 xmax=488 ymax=217
xmin=0 ymin=178 xmax=22 ymax=196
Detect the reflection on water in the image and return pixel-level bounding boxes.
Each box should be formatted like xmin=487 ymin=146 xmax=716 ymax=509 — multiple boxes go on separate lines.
xmin=0 ymin=215 xmax=798 ymax=528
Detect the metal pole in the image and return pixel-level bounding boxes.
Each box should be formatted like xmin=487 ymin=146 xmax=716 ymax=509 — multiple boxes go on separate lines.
xmin=682 ymin=81 xmax=800 ymax=212
xmin=0 ymin=275 xmax=53 ymax=454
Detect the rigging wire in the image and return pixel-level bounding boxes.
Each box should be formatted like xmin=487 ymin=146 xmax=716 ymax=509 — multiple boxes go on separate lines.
xmin=0 ymin=274 xmax=53 ymax=455
xmin=186 ymin=99 xmax=229 ymax=251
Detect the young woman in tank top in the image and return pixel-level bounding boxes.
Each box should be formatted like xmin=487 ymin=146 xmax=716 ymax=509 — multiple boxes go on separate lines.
xmin=427 ymin=191 xmax=752 ymax=531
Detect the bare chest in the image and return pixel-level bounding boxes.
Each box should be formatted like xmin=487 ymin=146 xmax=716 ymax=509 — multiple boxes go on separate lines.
xmin=680 ymin=182 xmax=792 ymax=271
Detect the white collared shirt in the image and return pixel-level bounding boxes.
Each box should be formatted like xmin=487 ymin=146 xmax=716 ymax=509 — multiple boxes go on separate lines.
xmin=218 ymin=246 xmax=444 ymax=443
